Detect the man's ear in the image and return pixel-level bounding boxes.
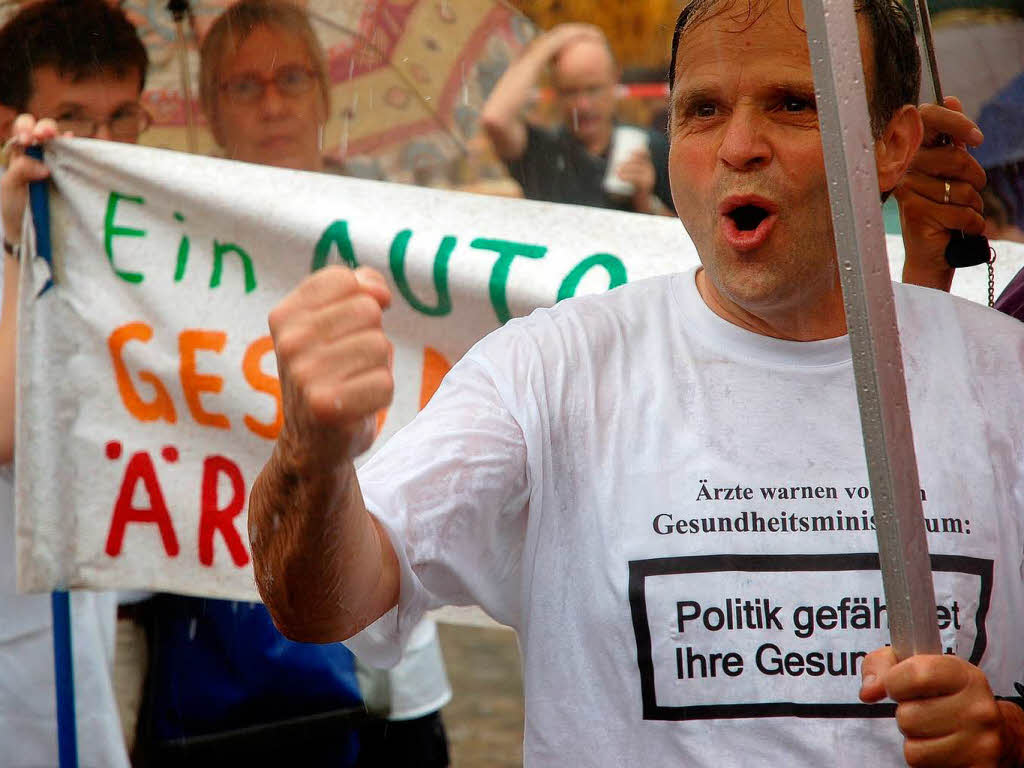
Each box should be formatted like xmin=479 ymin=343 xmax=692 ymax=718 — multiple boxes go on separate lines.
xmin=875 ymin=104 xmax=923 ymax=197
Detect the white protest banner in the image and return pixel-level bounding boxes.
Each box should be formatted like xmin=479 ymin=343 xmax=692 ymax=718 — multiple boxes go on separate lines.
xmin=15 ymin=138 xmax=1024 ymax=601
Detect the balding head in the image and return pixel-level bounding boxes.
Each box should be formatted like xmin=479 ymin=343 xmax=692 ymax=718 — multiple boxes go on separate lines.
xmin=552 ymin=37 xmax=618 ymax=89
xmin=551 ymin=35 xmax=620 ymax=149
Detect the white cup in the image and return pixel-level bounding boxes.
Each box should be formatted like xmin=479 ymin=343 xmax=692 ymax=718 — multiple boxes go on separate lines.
xmin=603 ymin=125 xmax=649 ymax=199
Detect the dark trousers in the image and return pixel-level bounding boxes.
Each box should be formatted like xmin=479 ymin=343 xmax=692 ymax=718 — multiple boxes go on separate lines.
xmin=354 ymin=711 xmax=450 ymax=768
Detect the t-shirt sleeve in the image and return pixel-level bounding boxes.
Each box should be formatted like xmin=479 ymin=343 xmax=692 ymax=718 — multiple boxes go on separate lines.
xmin=343 ymin=339 xmax=530 ymax=666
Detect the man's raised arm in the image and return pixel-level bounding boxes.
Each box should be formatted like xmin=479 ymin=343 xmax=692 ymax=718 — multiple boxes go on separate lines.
xmin=480 ymin=23 xmax=603 ymax=161
xmin=248 ymin=265 xmax=400 ymax=643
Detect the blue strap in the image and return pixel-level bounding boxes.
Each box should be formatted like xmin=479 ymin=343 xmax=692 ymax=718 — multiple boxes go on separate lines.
xmin=51 ymin=591 xmax=79 ymax=768
xmin=26 ymin=145 xmax=54 ymax=294
xmin=29 ymin=145 xmax=77 ymax=767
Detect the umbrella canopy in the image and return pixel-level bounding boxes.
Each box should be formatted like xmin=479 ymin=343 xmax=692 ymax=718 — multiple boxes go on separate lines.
xmin=926 ymin=1 xmax=1024 ymax=230
xmin=971 ymin=73 xmax=1024 ymax=231
xmin=972 ymin=73 xmax=1024 ymax=169
xmin=930 ymin=2 xmax=1024 ymax=122
xmin=0 ymin=0 xmax=533 ymax=183
xmin=128 ymin=0 xmax=532 ymax=183
xmin=315 ymin=0 xmax=534 ymax=183
xmin=122 ymin=0 xmax=534 ymax=184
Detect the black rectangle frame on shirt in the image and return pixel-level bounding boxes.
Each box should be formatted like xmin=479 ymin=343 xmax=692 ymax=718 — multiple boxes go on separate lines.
xmin=628 ymin=552 xmax=993 ymax=721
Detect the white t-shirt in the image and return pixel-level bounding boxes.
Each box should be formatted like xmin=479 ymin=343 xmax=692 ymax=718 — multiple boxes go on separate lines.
xmin=348 ymin=268 xmax=1024 ymax=767
xmin=355 ymin=615 xmax=452 ymax=721
xmin=0 ymin=213 xmax=129 ymax=768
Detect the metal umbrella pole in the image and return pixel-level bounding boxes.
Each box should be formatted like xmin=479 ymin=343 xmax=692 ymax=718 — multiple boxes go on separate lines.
xmin=800 ymin=0 xmax=941 ymax=660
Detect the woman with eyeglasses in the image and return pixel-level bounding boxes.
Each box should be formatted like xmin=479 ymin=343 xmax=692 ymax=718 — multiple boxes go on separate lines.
xmin=131 ymin=3 xmax=452 ymax=767
xmin=199 ymin=0 xmax=329 ymax=171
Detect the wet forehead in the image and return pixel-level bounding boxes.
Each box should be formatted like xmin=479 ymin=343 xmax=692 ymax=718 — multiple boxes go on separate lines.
xmin=672 ymin=1 xmax=813 ymax=94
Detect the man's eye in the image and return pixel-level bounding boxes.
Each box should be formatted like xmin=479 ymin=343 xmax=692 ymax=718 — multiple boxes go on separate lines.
xmin=783 ymin=98 xmax=812 ymax=112
xmin=694 ymin=103 xmax=717 ymax=118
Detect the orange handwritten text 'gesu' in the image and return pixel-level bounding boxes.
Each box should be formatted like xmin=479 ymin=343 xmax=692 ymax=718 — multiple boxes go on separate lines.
xmin=107 ymin=322 xmax=281 ymax=440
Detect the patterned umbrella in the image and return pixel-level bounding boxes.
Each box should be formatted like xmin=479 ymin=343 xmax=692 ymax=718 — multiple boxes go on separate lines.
xmin=0 ymin=0 xmax=534 ymax=184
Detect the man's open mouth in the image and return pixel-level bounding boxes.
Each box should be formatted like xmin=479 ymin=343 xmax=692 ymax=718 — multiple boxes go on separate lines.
xmin=728 ymin=204 xmax=771 ymax=232
xmin=719 ymin=196 xmax=779 ymax=252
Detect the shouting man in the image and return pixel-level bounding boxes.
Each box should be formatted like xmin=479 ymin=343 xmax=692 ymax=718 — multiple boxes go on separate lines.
xmin=250 ymin=0 xmax=1024 ymax=765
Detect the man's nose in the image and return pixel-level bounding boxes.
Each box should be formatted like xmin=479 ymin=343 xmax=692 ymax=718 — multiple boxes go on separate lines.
xmin=94 ymin=123 xmax=113 ymax=141
xmin=717 ymin=108 xmax=771 ymax=170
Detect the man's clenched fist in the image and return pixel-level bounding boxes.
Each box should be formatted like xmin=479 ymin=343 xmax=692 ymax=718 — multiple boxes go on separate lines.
xmin=250 ymin=265 xmax=401 ymax=641
xmin=269 ymin=265 xmax=394 ymax=464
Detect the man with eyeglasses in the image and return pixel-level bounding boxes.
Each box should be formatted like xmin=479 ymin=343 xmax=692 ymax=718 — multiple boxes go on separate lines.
xmin=482 ymin=23 xmax=677 ymax=216
xmin=0 ymin=1 xmax=149 ymax=765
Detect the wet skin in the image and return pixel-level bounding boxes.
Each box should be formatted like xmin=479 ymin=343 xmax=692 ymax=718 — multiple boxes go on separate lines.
xmin=668 ymin=1 xmax=852 ymax=341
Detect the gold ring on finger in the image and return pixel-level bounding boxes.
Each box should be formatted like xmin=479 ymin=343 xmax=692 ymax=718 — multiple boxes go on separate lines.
xmin=943 ymin=180 xmax=951 ymax=205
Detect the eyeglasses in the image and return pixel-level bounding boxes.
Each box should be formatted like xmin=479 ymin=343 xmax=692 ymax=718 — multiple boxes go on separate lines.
xmin=220 ymin=66 xmax=317 ymax=105
xmin=56 ymin=104 xmax=151 ymax=140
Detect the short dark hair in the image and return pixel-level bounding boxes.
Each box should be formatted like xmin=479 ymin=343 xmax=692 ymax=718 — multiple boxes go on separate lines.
xmin=0 ymin=0 xmax=149 ymax=112
xmin=668 ymin=0 xmax=920 ymax=137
